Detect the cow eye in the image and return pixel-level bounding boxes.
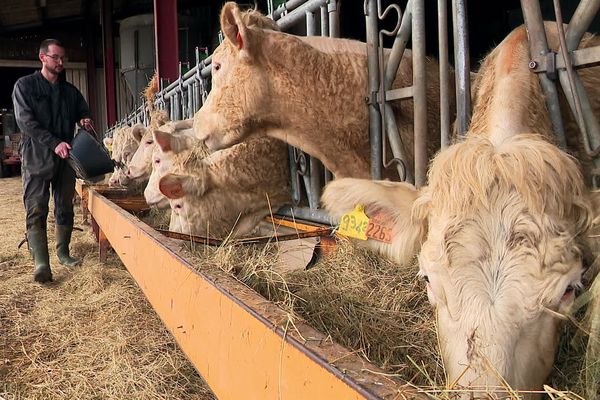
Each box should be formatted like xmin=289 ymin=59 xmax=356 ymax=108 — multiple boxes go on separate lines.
xmin=146 ymin=140 xmax=153 ymax=145
xmin=174 ymin=204 xmax=182 ymax=209
xmin=154 ymin=159 xmax=160 ymax=164
xmin=214 ymin=62 xmax=221 ymax=71
xmin=561 ymin=284 xmax=575 ymax=301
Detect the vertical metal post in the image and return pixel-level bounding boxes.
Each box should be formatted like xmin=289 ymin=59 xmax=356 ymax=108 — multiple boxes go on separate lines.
xmin=365 ymin=0 xmax=383 ymax=180
xmin=306 ymin=9 xmax=322 ymax=209
xmin=520 ymin=0 xmax=566 ymax=148
xmin=413 ymin=0 xmax=428 ymax=188
xmin=451 ymin=0 xmax=471 ymax=138
xmin=381 ymin=0 xmax=414 ymax=182
xmin=288 ymin=147 xmax=302 ymax=206
xmin=320 ymin=5 xmax=329 ymax=37
xmin=306 ymin=10 xmax=316 ymax=36
xmin=438 ymin=0 xmax=451 ymax=149
xmin=328 ymin=0 xmax=340 ymax=39
xmin=324 ymin=3 xmax=334 ymax=184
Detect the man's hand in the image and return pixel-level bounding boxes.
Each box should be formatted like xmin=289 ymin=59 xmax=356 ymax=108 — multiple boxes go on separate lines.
xmin=54 ymin=142 xmax=72 ymax=159
xmin=80 ymin=118 xmax=94 ymax=132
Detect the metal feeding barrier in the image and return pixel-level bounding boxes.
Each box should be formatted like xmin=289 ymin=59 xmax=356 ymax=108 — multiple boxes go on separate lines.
xmin=521 ymin=0 xmax=600 ymax=186
xmin=107 ymin=0 xmax=600 ymax=217
xmin=107 ymin=0 xmax=340 ymax=225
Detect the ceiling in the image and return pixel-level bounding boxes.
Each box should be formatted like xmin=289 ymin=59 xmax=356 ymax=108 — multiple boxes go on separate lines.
xmin=0 ymin=0 xmax=90 ymax=33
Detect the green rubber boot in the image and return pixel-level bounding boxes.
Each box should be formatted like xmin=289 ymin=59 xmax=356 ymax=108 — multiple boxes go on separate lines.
xmin=27 ymin=228 xmax=53 ymax=283
xmin=56 ymin=225 xmax=81 ymax=267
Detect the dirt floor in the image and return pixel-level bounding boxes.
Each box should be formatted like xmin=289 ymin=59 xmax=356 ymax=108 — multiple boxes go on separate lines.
xmin=0 ymin=176 xmax=214 ymax=399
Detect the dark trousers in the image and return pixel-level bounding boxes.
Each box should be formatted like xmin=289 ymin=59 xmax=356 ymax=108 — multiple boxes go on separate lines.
xmin=22 ymin=159 xmax=76 ymax=230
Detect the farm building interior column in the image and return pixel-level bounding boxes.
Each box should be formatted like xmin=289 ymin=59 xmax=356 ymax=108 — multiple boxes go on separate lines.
xmin=153 ymin=0 xmax=179 ymax=84
xmin=101 ymin=0 xmax=117 ymax=127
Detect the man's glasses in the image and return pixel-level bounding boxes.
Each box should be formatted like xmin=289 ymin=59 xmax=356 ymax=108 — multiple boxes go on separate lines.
xmin=44 ymin=53 xmax=67 ymax=63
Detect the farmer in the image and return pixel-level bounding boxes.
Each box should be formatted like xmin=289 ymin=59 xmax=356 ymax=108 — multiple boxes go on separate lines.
xmin=12 ymin=38 xmax=93 ymax=283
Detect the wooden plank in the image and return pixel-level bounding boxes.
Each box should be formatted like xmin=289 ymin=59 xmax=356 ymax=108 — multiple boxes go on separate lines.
xmin=87 ymin=189 xmax=414 ymax=400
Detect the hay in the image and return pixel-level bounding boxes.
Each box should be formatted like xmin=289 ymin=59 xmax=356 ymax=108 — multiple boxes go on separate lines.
xmin=184 ymin=238 xmax=444 ymax=387
xmin=140 ymin=207 xmax=172 ymax=230
xmin=549 ymin=260 xmax=600 ymax=399
xmin=3 ymin=173 xmax=596 ymax=398
xmin=0 ymin=177 xmax=213 ymax=399
xmin=184 ymin=231 xmax=598 ymax=398
xmin=144 ymin=73 xmax=169 ymax=130
xmin=144 ymin=73 xmax=159 ymax=112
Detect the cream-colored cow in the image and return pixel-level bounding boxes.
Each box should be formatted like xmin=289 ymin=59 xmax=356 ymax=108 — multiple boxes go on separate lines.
xmin=193 ymin=3 xmax=452 ymax=180
xmin=323 ymin=24 xmax=600 ymax=396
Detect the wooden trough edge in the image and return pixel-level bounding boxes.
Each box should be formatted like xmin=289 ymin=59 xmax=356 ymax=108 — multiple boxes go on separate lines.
xmin=81 ymin=185 xmax=421 ymax=400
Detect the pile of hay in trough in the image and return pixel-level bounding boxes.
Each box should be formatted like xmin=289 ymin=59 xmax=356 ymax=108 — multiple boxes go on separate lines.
xmin=140 ymin=207 xmax=172 ymax=230
xmin=185 ymin=233 xmax=599 ymax=399
xmin=0 ymin=176 xmax=213 ymax=400
xmin=185 ymin=238 xmax=445 ymax=387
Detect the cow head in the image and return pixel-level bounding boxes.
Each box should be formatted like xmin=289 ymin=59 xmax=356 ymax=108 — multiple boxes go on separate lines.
xmin=194 ymin=2 xmax=273 ymax=151
xmin=108 ymin=124 xmax=144 ymax=186
xmin=128 ymin=119 xmax=194 ymax=181
xmin=323 ymin=134 xmax=596 ymax=395
xmin=158 ymin=172 xmax=212 ymax=235
xmin=145 ymin=127 xmax=209 ymax=209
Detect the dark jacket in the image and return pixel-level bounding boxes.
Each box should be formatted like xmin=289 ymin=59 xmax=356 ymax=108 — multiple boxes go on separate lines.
xmin=12 ymin=71 xmax=90 ymax=177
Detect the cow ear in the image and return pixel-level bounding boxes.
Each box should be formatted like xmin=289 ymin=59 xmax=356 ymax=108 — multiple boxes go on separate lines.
xmin=103 ymin=137 xmax=112 ymax=147
xmin=321 ymin=178 xmax=427 ymax=266
xmin=221 ymin=2 xmax=251 ymax=54
xmin=154 ymin=129 xmax=172 ymax=152
xmin=159 ymin=174 xmax=186 ymax=199
xmin=154 ymin=129 xmax=194 ymax=154
xmin=131 ymin=124 xmax=145 ymax=143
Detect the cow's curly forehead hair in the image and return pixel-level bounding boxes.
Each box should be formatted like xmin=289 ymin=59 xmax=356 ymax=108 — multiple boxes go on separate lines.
xmin=420 ymin=134 xmax=593 ymax=236
xmin=39 ymin=38 xmax=64 ymax=54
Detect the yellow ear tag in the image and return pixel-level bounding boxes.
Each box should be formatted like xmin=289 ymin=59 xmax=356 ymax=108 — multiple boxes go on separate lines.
xmin=337 ymin=204 xmax=369 ymax=240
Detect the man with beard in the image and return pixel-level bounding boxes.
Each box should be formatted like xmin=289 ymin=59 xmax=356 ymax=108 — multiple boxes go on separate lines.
xmin=12 ymin=38 xmax=94 ymax=283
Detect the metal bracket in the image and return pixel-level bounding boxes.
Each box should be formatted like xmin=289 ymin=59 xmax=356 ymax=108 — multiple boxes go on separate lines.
xmin=529 ymin=45 xmax=600 ymax=75
xmin=529 ymin=51 xmax=557 ymax=80
xmin=365 ymin=91 xmax=380 ymax=105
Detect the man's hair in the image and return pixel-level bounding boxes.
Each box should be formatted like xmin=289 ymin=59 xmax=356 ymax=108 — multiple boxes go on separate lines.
xmin=39 ymin=39 xmax=64 ymax=54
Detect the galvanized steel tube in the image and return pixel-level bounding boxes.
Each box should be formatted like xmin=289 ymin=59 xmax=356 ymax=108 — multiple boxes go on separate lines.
xmin=306 ymin=10 xmax=317 ymax=36
xmin=277 ymin=0 xmax=328 ymax=31
xmin=271 ymin=0 xmax=306 ymax=20
xmin=320 ymin=5 xmax=329 ymax=37
xmin=384 ymin=0 xmax=412 ymax=89
xmin=412 ymin=0 xmax=428 ymax=188
xmin=520 ymin=0 xmax=567 ymax=147
xmin=306 ymin=9 xmax=322 ymax=209
xmin=382 ymin=0 xmax=413 ymax=181
xmin=328 ymin=0 xmax=340 ymax=38
xmin=566 ymin=0 xmax=600 ymax=51
xmin=277 ymin=206 xmax=333 ymax=225
xmin=452 ymin=0 xmax=471 ymax=138
xmin=365 ymin=0 xmax=383 ymax=180
xmin=438 ymin=0 xmax=451 ymax=149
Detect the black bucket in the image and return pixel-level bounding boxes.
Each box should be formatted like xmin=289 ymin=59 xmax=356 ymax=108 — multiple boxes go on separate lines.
xmin=68 ymin=129 xmax=114 ymax=182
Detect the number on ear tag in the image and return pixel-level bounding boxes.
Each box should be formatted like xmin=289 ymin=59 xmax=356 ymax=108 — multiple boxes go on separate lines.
xmin=337 ymin=205 xmax=369 ymax=240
